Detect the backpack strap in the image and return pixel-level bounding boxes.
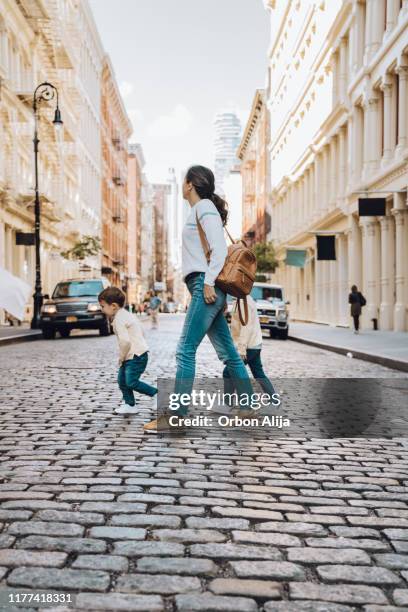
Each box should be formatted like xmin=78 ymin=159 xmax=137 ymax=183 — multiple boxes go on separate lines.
xmin=195 ymin=211 xmax=211 ymax=263
xmin=237 ymin=296 xmax=249 ymax=326
xmin=224 ymin=226 xmax=235 ymax=245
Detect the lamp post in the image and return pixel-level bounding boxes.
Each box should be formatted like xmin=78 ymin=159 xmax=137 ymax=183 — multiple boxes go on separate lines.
xmin=31 ymin=82 xmax=63 ymax=329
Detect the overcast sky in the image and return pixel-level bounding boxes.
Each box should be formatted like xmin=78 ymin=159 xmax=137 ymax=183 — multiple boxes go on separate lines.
xmin=89 ymin=0 xmax=269 ymax=183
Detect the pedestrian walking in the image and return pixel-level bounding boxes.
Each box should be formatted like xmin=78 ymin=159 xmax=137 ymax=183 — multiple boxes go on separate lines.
xmin=223 ymin=294 xmax=275 ymax=405
xmin=348 ymin=284 xmax=366 ymax=334
xmin=149 ymin=292 xmax=161 ymax=329
xmin=144 ymin=165 xmax=252 ymax=432
xmin=98 ymin=287 xmax=157 ymax=414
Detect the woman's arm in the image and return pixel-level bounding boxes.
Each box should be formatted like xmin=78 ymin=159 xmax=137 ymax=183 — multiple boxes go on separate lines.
xmin=197 ymin=201 xmax=228 ymax=287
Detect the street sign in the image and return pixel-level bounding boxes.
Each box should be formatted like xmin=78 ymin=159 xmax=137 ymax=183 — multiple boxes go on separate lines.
xmin=16 ymin=232 xmax=35 ymax=246
xmin=154 ymin=281 xmax=166 ymax=291
xmin=316 ymin=235 xmax=336 ymax=260
xmin=358 ymin=198 xmax=386 ymax=216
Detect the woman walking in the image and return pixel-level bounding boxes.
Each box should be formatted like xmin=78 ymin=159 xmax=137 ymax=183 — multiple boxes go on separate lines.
xmin=348 ymin=284 xmax=366 ymax=334
xmin=144 ymin=165 xmax=253 ymax=431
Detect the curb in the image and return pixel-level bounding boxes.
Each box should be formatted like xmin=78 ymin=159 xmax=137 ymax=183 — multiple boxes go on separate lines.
xmin=289 ymin=334 xmax=408 ymax=373
xmin=0 ymin=331 xmax=42 ymax=347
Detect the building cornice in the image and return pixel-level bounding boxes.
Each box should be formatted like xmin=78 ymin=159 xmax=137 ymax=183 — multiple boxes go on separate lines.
xmin=102 ymin=54 xmax=133 ymax=137
xmin=237 ymin=89 xmax=265 ymax=160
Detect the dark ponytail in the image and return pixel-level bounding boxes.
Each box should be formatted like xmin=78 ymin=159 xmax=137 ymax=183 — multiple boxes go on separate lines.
xmin=185 ymin=165 xmax=228 ymax=226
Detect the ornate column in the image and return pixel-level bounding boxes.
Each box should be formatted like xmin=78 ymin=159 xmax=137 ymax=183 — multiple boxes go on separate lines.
xmin=322 ymin=145 xmax=329 ymax=214
xmin=329 ymin=136 xmax=337 ymax=207
xmin=349 ymin=8 xmax=358 ymax=77
xmin=364 ymin=0 xmax=373 ymax=63
xmin=348 ymin=214 xmax=362 ymax=292
xmin=362 ymin=218 xmax=381 ymax=327
xmin=331 ymin=50 xmax=339 ymax=106
xmin=314 ymin=152 xmax=322 ymax=221
xmin=338 ymin=124 xmax=347 ymax=203
xmin=385 ymin=0 xmax=401 ymax=35
xmin=366 ymin=0 xmax=385 ymax=59
xmin=381 ymin=74 xmax=394 ymax=165
xmin=339 ymin=37 xmax=348 ymax=103
xmin=355 ymin=0 xmax=366 ymax=70
xmin=392 ymin=195 xmax=408 ymax=331
xmin=363 ymin=91 xmax=381 ymax=179
xmin=337 ymin=233 xmax=349 ymax=325
xmin=379 ymin=214 xmax=395 ymax=330
xmin=308 ymin=164 xmax=315 ymax=223
xmin=395 ymin=58 xmax=408 ymax=156
xmin=321 ymin=261 xmax=329 ymax=323
xmin=347 ymin=110 xmax=355 ymax=190
xmin=329 ymin=255 xmax=338 ymax=325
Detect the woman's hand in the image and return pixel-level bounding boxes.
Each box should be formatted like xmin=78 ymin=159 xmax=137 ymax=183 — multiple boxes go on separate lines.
xmin=203 ymin=284 xmax=217 ymax=304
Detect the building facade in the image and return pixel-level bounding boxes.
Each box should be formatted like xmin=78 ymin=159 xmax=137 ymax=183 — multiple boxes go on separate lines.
xmin=139 ymin=175 xmax=154 ymax=302
xmin=127 ymin=143 xmax=145 ymax=306
xmin=76 ymin=0 xmax=104 ymax=274
xmin=151 ymin=183 xmax=170 ymax=298
xmin=213 ymin=110 xmax=242 ymax=196
xmin=238 ymin=89 xmax=270 ymax=246
xmin=0 ymin=0 xmax=86 ymax=321
xmin=101 ymin=55 xmax=132 ymax=292
xmin=263 ymin=0 xmax=408 ymax=331
xmin=0 ymin=0 xmax=107 ymax=322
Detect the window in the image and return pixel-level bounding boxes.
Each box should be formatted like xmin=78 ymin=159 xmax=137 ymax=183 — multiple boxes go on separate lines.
xmin=52 ymin=280 xmax=104 ymax=298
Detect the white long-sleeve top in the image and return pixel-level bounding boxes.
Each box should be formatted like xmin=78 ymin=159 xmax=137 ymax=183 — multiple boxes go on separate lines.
xmin=231 ymin=295 xmax=263 ymax=354
xmin=112 ymin=308 xmax=148 ymax=362
xmin=182 ymin=199 xmax=228 ymax=286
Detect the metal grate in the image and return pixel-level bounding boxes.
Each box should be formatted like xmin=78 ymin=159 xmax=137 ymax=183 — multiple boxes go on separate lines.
xmin=56 ymin=303 xmax=88 ymax=313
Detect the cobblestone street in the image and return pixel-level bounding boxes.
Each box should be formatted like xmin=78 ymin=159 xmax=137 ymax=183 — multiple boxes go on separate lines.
xmin=0 ymin=314 xmax=408 ymax=611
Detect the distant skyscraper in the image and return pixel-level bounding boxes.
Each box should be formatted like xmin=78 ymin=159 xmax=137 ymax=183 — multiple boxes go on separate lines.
xmin=213 ymin=110 xmax=242 ymax=195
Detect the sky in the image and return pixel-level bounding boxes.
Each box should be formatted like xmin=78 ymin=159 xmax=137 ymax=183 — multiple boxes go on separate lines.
xmin=89 ymin=0 xmax=270 ymax=184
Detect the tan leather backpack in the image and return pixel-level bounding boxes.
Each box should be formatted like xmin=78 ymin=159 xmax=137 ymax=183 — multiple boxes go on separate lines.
xmin=196 ymin=212 xmax=257 ymax=325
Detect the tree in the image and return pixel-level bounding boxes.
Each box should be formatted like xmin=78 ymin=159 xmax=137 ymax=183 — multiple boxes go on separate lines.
xmin=253 ymin=242 xmax=278 ymax=274
xmin=61 ymin=235 xmax=101 ymax=261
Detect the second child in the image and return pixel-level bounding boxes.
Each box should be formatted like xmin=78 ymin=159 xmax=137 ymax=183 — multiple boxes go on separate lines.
xmin=224 ymin=294 xmax=275 ymax=406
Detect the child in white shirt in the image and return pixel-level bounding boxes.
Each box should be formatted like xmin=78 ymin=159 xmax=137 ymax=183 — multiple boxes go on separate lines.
xmin=224 ymin=294 xmax=275 ymax=400
xmin=98 ymin=287 xmax=157 ymax=415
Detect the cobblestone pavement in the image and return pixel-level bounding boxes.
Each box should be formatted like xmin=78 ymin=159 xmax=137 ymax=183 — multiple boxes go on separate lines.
xmin=0 ymin=314 xmax=408 ymax=612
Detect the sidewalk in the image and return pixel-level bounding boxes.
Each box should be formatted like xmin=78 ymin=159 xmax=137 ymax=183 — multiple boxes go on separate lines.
xmin=289 ymin=321 xmax=408 ymax=372
xmin=0 ymin=325 xmax=42 ymax=346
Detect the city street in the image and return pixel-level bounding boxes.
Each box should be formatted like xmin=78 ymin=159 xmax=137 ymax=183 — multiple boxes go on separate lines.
xmin=0 ymin=314 xmax=408 ymax=611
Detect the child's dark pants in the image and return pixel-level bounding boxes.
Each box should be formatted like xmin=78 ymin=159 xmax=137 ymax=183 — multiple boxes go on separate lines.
xmin=118 ymin=352 xmax=157 ymax=406
xmin=223 ymin=348 xmax=275 ymax=400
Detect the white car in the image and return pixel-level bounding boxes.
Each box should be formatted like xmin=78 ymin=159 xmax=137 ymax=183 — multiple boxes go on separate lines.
xmin=226 ymin=282 xmax=290 ymax=340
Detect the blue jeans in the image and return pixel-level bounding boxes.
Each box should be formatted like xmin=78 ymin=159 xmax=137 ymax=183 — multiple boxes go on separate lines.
xmin=174 ymin=272 xmax=252 ymax=416
xmin=118 ymin=352 xmax=157 ymax=406
xmin=223 ymin=348 xmax=275 ymax=401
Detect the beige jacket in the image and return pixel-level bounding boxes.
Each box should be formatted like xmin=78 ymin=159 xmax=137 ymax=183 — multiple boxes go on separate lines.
xmin=230 ymin=295 xmax=262 ymax=355
xmin=113 ymin=308 xmax=148 ymax=362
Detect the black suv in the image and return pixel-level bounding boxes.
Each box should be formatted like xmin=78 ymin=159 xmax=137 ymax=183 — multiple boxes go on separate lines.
xmin=40 ymin=278 xmax=112 ymax=339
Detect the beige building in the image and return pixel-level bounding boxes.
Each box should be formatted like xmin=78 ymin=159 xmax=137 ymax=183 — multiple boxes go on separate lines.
xmin=127 ymin=143 xmax=145 ymax=306
xmin=101 ymin=56 xmax=132 ymax=292
xmin=264 ymin=0 xmax=408 ymax=331
xmin=0 ymin=0 xmax=104 ymax=322
xmin=238 ymin=89 xmax=270 ymax=246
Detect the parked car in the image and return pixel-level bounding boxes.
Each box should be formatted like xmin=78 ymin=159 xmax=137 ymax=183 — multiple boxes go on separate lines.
xmin=162 ymin=301 xmax=177 ymax=313
xmin=225 ymin=282 xmax=290 ymax=340
xmin=40 ymin=278 xmax=112 ymax=339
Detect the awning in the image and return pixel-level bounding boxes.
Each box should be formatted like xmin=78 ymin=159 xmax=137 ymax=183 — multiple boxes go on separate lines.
xmin=285 ymin=249 xmax=307 ymax=267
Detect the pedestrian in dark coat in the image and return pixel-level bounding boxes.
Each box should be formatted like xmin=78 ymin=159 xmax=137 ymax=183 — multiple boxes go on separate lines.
xmin=348 ymin=285 xmax=366 ymax=334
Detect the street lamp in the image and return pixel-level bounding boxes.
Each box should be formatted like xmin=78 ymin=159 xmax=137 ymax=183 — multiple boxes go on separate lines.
xmin=31 ymin=82 xmax=63 ymax=329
